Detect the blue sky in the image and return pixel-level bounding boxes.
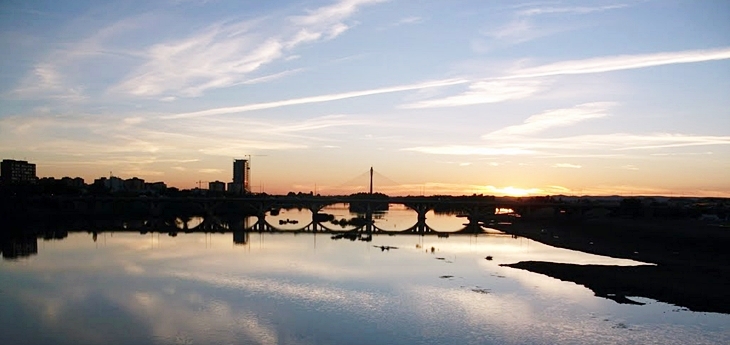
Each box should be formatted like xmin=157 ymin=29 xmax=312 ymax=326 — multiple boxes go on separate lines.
xmin=1 ymin=0 xmax=729 ymax=196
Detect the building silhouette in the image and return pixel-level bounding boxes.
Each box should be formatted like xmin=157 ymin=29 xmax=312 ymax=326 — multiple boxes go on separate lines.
xmin=94 ymin=176 xmax=124 ymax=192
xmin=209 ymin=180 xmax=225 ymax=192
xmin=124 ymin=177 xmax=145 ymax=191
xmin=230 ymin=159 xmax=250 ymax=194
xmin=1 ymin=159 xmax=37 ymax=184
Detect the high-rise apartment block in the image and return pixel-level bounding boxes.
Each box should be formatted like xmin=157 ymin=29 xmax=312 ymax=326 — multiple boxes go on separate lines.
xmin=231 ymin=159 xmax=250 ymax=194
xmin=1 ymin=159 xmax=37 ymax=184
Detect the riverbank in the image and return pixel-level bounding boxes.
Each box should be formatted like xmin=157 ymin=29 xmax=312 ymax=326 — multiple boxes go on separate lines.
xmin=502 ymin=261 xmax=730 ymax=314
xmin=495 ymin=218 xmax=730 ymax=314
xmin=494 ymin=217 xmax=730 ymax=268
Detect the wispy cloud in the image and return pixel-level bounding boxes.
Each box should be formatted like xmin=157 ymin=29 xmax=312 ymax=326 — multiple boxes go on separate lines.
xmin=10 ymin=64 xmax=87 ymax=101
xmin=407 ymin=133 xmax=730 ymax=158
xmin=400 ymin=79 xmax=545 ymax=109
xmin=484 ymin=19 xmax=540 ymax=44
xmin=483 ymin=3 xmax=629 ymax=45
xmin=522 ymin=133 xmax=730 ymax=151
xmin=199 ymin=168 xmax=223 ymax=174
xmin=504 ymin=47 xmax=730 ymax=79
xmin=409 ymin=47 xmax=730 ymax=110
xmin=162 ymin=78 xmax=468 ymax=119
xmin=113 ymin=0 xmax=386 ymax=97
xmin=496 ymin=133 xmax=730 ymax=157
xmin=7 ymin=14 xmax=155 ymax=102
xmin=517 ymin=4 xmax=629 ymax=16
xmin=485 ymin=102 xmax=614 ymax=137
xmin=392 ymin=16 xmax=423 ymax=26
xmin=609 ymin=134 xmax=730 ymax=150
xmin=553 ymin=163 xmax=581 ymax=169
xmin=269 ymin=114 xmax=368 ymax=133
xmin=649 ymin=151 xmax=713 ymax=156
xmin=242 ymin=69 xmax=305 ymax=85
xmin=402 ymin=146 xmax=535 ymax=156
xmin=290 ymin=0 xmax=386 ymax=26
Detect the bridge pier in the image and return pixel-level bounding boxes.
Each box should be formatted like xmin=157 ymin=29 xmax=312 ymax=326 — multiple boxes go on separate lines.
xmin=253 ymin=213 xmax=266 ymax=231
xmin=416 ymin=208 xmax=427 ymax=233
xmin=363 ymin=202 xmax=372 ymax=233
xmin=311 ymin=213 xmax=319 ymax=232
xmin=404 ymin=203 xmax=433 ymax=234
xmin=308 ymin=204 xmax=327 ymax=232
xmin=461 ymin=205 xmax=495 ymax=234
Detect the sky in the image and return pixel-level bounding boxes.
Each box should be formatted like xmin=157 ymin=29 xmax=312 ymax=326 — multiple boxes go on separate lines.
xmin=1 ymin=0 xmax=729 ymax=197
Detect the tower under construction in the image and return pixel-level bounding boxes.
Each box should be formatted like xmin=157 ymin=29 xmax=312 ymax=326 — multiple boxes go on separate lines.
xmin=231 ymin=159 xmax=250 ymax=194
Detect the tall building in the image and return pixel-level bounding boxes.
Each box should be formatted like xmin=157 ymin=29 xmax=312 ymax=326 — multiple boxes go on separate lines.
xmin=232 ymin=159 xmax=250 ymax=194
xmin=1 ymin=159 xmax=37 ymax=184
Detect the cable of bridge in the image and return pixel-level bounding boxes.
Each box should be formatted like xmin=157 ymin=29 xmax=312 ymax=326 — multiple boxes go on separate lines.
xmin=334 ymin=168 xmax=403 ymax=194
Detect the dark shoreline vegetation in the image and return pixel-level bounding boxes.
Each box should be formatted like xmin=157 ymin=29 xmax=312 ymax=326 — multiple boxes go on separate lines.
xmin=2 ymin=188 xmax=729 ymax=314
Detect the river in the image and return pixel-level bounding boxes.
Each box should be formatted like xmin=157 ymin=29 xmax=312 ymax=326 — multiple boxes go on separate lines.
xmin=2 ymin=225 xmax=729 ymax=345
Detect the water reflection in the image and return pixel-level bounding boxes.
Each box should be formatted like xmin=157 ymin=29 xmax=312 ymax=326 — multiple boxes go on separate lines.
xmin=372 ymin=204 xmax=416 ymax=231
xmin=260 ymin=203 xmax=494 ymax=232
xmin=266 ymin=208 xmax=311 ymax=230
xmin=1 ymin=232 xmax=728 ymax=345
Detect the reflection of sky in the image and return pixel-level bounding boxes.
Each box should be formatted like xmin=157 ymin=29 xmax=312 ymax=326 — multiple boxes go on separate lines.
xmin=1 ymin=233 xmax=729 ymax=345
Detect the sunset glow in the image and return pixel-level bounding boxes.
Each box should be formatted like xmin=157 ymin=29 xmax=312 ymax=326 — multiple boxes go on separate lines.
xmin=1 ymin=1 xmax=728 ymax=196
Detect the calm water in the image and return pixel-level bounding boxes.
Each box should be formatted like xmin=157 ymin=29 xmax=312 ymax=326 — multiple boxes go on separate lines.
xmin=263 ymin=203 xmax=469 ymax=231
xmin=2 ymin=230 xmax=729 ymax=344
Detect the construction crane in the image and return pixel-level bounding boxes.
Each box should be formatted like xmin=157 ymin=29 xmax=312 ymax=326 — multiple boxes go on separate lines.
xmin=195 ymin=180 xmax=209 ymax=189
xmin=243 ymin=154 xmax=268 ymax=193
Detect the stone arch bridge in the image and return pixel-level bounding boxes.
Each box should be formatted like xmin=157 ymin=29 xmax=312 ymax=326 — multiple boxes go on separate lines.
xmin=20 ymin=195 xmax=600 ymax=234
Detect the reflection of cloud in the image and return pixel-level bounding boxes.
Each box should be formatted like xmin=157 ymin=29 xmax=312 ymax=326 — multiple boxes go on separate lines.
xmin=401 ymin=285 xmax=591 ymax=344
xmin=113 ymin=290 xmax=280 ymax=345
xmin=169 ymin=271 xmax=378 ymax=310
